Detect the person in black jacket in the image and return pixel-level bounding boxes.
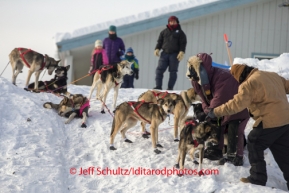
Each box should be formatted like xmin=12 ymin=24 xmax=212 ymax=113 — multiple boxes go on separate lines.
xmin=153 ymin=16 xmax=187 ymax=90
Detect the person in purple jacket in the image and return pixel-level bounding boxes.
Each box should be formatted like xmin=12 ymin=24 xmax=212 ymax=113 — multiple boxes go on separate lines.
xmin=188 ymin=53 xmax=250 ymax=166
xmin=102 ymin=25 xmax=125 ymax=64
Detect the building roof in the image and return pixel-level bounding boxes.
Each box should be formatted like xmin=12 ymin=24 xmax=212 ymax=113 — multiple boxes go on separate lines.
xmin=56 ymin=0 xmax=262 ymax=52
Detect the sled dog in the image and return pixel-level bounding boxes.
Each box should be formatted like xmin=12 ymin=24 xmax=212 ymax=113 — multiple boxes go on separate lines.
xmin=43 ymin=94 xmax=90 ymax=128
xmin=138 ymin=88 xmax=200 ymax=141
xmin=88 ymin=61 xmax=133 ymax=113
xmin=9 ymin=48 xmax=60 ymax=90
xmin=175 ymin=116 xmax=219 ymax=175
xmin=110 ymin=98 xmax=175 ymax=154
xmin=28 ymin=65 xmax=70 ymax=95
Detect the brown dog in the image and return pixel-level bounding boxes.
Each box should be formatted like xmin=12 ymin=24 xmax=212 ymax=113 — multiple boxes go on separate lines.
xmin=109 ymin=98 xmax=175 ymax=154
xmin=43 ymin=94 xmax=90 ymax=128
xmin=175 ymin=116 xmax=219 ymax=176
xmin=9 ymin=48 xmax=60 ymax=90
xmin=138 ymin=88 xmax=200 ymax=141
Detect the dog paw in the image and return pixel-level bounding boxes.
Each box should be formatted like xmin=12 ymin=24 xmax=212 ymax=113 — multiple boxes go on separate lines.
xmin=142 ymin=134 xmax=149 ymax=139
xmin=124 ymin=139 xmax=133 ymax=143
xmin=81 ymin=123 xmax=87 ymax=128
xmin=198 ymin=170 xmax=204 ymax=176
xmin=156 ymin=144 xmax=163 ymax=148
xmin=43 ymin=102 xmax=52 ymax=109
xmin=174 ymin=138 xmax=180 ymax=142
xmin=174 ymin=163 xmax=180 ymax=169
xmin=154 ymin=149 xmax=161 ymax=154
xmin=100 ymin=110 xmax=105 ymax=114
xmin=193 ymin=160 xmax=199 ymax=165
xmin=110 ymin=146 xmax=117 ymax=150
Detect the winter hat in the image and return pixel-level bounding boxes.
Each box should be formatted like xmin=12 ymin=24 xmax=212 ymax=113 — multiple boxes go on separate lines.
xmin=109 ymin=25 xmax=117 ymax=32
xmin=230 ymin=64 xmax=246 ymax=83
xmin=126 ymin=47 xmax=134 ymax=53
xmin=94 ymin=40 xmax=102 ymax=47
xmin=168 ymin=16 xmax=179 ymax=24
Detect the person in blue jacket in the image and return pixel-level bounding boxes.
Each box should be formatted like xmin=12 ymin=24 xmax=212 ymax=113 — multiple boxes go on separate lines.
xmin=121 ymin=47 xmax=139 ymax=88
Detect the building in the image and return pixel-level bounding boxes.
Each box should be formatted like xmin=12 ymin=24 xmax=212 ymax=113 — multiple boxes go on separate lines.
xmin=56 ymin=0 xmax=289 ymax=89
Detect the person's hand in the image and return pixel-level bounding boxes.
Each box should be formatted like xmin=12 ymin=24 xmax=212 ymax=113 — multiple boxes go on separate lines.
xmin=135 ymin=71 xmax=139 ymax=80
xmin=154 ymin=49 xmax=160 ymax=57
xmin=177 ymin=51 xmax=185 ymax=61
xmin=205 ymin=108 xmax=216 ymax=121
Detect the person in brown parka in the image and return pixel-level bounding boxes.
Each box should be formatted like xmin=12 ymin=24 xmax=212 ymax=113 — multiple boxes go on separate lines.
xmin=206 ymin=64 xmax=289 ymax=190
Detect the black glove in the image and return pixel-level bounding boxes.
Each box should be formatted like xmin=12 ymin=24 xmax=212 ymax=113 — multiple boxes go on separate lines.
xmin=134 ymin=69 xmax=139 ymax=80
xmin=205 ymin=108 xmax=216 ymax=121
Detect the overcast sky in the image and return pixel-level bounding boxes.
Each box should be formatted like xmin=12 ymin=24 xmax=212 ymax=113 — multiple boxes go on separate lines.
xmin=0 ymin=0 xmax=189 ymax=80
xmin=0 ymin=0 xmax=190 ymax=80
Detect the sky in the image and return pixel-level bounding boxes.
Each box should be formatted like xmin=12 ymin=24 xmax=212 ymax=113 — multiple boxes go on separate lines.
xmin=0 ymin=54 xmax=289 ymax=192
xmin=0 ymin=0 xmax=191 ymax=81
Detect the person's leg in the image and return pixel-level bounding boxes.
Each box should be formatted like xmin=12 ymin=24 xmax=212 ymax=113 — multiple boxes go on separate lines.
xmin=155 ymin=52 xmax=169 ymax=89
xmin=245 ymin=123 xmax=275 ymax=186
xmin=168 ymin=53 xmax=179 ymax=90
xmin=236 ymin=118 xmax=249 ymax=156
xmin=268 ymin=125 xmax=289 ymax=190
xmin=121 ymin=75 xmax=129 ymax=88
xmin=128 ymin=75 xmax=134 ymax=88
xmin=227 ymin=120 xmax=238 ymax=158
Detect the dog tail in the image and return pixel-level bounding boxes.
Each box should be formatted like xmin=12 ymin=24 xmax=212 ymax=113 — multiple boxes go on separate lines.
xmin=110 ymin=118 xmax=116 ymax=136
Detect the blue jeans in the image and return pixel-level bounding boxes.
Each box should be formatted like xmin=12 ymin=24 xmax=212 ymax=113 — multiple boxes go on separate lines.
xmin=155 ymin=52 xmax=179 ymax=89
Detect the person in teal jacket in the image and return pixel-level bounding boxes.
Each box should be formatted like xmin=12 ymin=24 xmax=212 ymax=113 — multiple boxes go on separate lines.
xmin=121 ymin=47 xmax=139 ymax=88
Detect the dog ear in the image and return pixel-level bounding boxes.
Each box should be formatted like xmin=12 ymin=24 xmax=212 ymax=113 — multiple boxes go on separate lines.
xmin=56 ymin=60 xmax=61 ymax=65
xmin=157 ymin=98 xmax=164 ymax=105
xmin=66 ymin=65 xmax=70 ymax=71
xmin=204 ymin=124 xmax=211 ymax=133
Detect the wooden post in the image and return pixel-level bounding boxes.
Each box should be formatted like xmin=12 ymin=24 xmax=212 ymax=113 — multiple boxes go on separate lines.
xmin=224 ymin=34 xmax=233 ymax=66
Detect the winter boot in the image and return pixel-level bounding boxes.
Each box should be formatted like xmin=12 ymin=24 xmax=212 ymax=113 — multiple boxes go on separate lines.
xmin=153 ymin=86 xmax=162 ymax=90
xmin=232 ymin=155 xmax=244 ymax=166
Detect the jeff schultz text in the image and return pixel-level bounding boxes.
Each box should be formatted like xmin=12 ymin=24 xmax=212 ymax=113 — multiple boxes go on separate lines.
xmin=70 ymin=167 xmax=219 ymax=176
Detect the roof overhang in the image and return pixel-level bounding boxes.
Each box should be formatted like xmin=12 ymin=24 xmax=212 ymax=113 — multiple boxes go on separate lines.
xmin=56 ymin=0 xmax=264 ymax=52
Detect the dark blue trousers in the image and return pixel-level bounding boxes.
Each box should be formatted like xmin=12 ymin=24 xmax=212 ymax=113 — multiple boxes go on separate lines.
xmin=155 ymin=52 xmax=179 ymax=89
xmin=121 ymin=74 xmax=134 ymax=88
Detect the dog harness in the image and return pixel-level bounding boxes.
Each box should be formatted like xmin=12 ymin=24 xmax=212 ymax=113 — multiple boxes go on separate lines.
xmin=128 ymin=100 xmax=165 ymax=124
xmin=151 ymin=91 xmax=168 ymax=99
xmin=18 ymin=48 xmax=46 ymax=70
xmin=185 ymin=119 xmax=199 ymax=147
xmin=94 ymin=65 xmax=122 ymax=87
xmin=96 ymin=65 xmax=114 ymax=74
xmin=79 ymin=100 xmax=90 ymax=116
xmin=64 ymin=99 xmax=90 ymax=118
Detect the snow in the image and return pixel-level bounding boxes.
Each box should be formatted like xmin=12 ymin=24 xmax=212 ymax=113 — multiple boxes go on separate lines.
xmin=1 ymin=53 xmax=289 ymax=193
xmin=55 ymin=0 xmax=220 ymax=42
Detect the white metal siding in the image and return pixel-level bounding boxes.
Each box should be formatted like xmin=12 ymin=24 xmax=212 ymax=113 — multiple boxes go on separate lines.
xmin=120 ymin=0 xmax=289 ymax=90
xmin=68 ymin=0 xmax=288 ymax=90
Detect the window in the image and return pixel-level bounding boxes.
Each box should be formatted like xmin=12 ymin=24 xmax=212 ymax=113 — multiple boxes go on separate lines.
xmin=251 ymin=53 xmax=279 ymax=60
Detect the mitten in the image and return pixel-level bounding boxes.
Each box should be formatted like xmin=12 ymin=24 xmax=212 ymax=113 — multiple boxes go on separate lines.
xmin=134 ymin=69 xmax=139 ymax=80
xmin=154 ymin=49 xmax=160 ymax=57
xmin=177 ymin=51 xmax=185 ymax=61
